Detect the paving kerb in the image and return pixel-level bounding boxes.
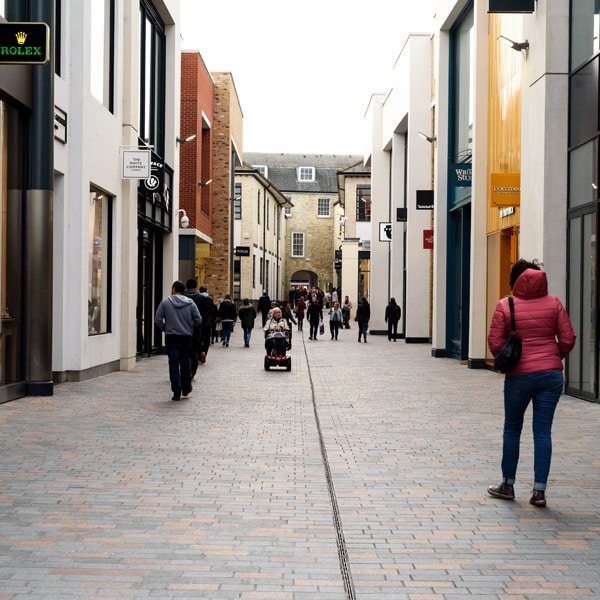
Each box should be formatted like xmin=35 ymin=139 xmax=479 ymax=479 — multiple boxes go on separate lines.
xmin=0 ymin=322 xmax=599 ymax=599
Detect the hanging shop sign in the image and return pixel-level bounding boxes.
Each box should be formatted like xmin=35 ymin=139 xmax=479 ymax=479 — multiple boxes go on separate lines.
xmin=490 ymin=173 xmax=520 ymax=207
xmin=235 ymin=246 xmax=250 ymax=256
xmin=122 ymin=149 xmax=151 ymax=179
xmin=0 ymin=22 xmax=49 ymax=65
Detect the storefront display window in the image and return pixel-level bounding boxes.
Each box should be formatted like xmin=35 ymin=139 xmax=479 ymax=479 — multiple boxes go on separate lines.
xmin=88 ymin=188 xmax=112 ymax=335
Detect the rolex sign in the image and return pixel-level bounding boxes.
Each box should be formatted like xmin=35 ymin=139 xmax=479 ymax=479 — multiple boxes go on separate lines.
xmin=0 ymin=23 xmax=49 ymax=65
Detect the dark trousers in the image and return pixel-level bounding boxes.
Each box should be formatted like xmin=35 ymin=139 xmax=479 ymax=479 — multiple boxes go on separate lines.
xmin=387 ymin=320 xmax=399 ymax=340
xmin=199 ymin=325 xmax=211 ymax=355
xmin=165 ymin=334 xmax=193 ymax=397
xmin=330 ymin=320 xmax=340 ymax=339
xmin=309 ymin=320 xmax=319 ymax=338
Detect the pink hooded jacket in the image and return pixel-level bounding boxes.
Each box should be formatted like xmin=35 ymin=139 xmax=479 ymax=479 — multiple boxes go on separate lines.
xmin=488 ymin=269 xmax=576 ymax=375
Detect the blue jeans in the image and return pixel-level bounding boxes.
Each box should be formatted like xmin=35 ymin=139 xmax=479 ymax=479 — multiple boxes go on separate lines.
xmin=165 ymin=335 xmax=193 ymax=397
xmin=221 ymin=320 xmax=234 ymax=343
xmin=501 ymin=370 xmax=563 ymax=490
xmin=242 ymin=327 xmax=252 ymax=345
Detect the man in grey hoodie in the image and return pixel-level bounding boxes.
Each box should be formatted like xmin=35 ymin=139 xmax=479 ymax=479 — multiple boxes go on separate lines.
xmin=155 ymin=280 xmax=202 ymax=400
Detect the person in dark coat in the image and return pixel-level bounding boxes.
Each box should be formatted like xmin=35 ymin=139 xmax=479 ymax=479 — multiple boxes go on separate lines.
xmin=384 ymin=297 xmax=401 ymax=341
xmin=183 ymin=279 xmax=204 ymax=377
xmin=257 ymin=291 xmax=271 ymax=326
xmin=238 ymin=298 xmax=257 ymax=347
xmin=355 ymin=297 xmax=371 ymax=343
xmin=217 ymin=294 xmax=237 ymax=347
xmin=306 ymin=296 xmax=323 ymax=340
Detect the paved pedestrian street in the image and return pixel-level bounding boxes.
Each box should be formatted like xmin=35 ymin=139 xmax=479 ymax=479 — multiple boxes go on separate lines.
xmin=1 ymin=327 xmax=599 ymax=599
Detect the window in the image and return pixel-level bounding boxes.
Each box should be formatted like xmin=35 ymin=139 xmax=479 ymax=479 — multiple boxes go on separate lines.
xmin=90 ymin=0 xmax=115 ymax=111
xmin=257 ymin=190 xmax=261 ymax=224
xmin=266 ymin=197 xmax=270 ymax=230
xmin=254 ymin=165 xmax=268 ymax=178
xmin=234 ymin=182 xmax=242 ymax=219
xmin=284 ymin=206 xmax=292 ymax=217
xmin=317 ymin=197 xmax=330 ymax=217
xmin=139 ymin=1 xmax=166 ymax=154
xmin=291 ymin=232 xmax=305 ymax=257
xmin=233 ymin=258 xmax=241 ymax=300
xmin=297 ymin=166 xmax=315 ymax=182
xmin=571 ymin=1 xmax=600 ymax=70
xmin=89 ymin=187 xmax=112 ymax=335
xmin=356 ymin=185 xmax=371 ymax=221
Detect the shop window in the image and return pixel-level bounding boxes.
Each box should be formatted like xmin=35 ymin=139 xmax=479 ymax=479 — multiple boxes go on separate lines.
xmin=89 ymin=188 xmax=112 ymax=335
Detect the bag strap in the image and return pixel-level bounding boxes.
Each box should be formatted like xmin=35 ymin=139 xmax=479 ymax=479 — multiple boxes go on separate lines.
xmin=508 ymin=296 xmax=516 ymax=334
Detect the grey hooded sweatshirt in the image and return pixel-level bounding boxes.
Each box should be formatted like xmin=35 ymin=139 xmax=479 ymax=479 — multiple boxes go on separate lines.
xmin=155 ymin=294 xmax=201 ymax=336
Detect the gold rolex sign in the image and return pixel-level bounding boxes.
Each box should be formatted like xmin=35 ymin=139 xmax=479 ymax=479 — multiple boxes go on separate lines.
xmin=0 ymin=22 xmax=49 ymax=65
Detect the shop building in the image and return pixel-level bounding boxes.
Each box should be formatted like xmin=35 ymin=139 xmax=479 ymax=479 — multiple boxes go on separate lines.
xmin=0 ymin=0 xmax=183 ymax=403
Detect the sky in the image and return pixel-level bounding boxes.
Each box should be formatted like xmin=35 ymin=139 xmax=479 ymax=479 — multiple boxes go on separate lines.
xmin=179 ymin=0 xmax=436 ymax=155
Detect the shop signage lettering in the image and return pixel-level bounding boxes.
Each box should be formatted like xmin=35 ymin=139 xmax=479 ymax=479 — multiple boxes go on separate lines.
xmin=449 ymin=163 xmax=472 ymax=188
xmin=0 ymin=23 xmax=49 ymax=65
xmin=490 ymin=173 xmax=521 ymax=207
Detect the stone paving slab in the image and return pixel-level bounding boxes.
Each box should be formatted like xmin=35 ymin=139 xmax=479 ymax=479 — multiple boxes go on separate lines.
xmin=0 ymin=325 xmax=599 ymax=599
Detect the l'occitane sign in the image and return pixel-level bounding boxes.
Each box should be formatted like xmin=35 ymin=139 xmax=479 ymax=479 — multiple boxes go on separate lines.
xmin=490 ymin=173 xmax=520 ymax=207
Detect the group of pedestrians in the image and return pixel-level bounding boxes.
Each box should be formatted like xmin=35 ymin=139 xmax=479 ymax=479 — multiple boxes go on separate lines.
xmin=157 ymin=260 xmax=578 ymax=511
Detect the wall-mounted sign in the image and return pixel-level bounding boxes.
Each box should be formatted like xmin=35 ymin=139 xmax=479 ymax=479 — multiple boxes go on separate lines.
xmin=490 ymin=173 xmax=520 ymax=207
xmin=122 ymin=149 xmax=151 ymax=179
xmin=416 ymin=190 xmax=434 ymax=210
xmin=54 ymin=107 xmax=67 ymax=144
xmin=379 ymin=222 xmax=392 ymax=242
xmin=450 ymin=163 xmax=472 ymax=187
xmin=397 ymin=208 xmax=407 ymax=222
xmin=488 ymin=0 xmax=534 ymax=13
xmin=142 ymin=152 xmax=165 ymax=198
xmin=235 ymin=246 xmax=250 ymax=256
xmin=423 ymin=230 xmax=434 ymax=250
xmin=0 ymin=22 xmax=49 ymax=65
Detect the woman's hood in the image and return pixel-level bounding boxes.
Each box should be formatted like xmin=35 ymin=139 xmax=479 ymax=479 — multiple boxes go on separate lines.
xmin=512 ymin=268 xmax=548 ymax=299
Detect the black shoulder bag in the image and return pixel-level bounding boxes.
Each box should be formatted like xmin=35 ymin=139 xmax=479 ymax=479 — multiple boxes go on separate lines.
xmin=493 ymin=296 xmax=522 ymax=373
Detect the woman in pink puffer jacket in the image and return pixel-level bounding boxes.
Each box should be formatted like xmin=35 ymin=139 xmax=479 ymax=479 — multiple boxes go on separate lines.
xmin=487 ymin=259 xmax=576 ymax=508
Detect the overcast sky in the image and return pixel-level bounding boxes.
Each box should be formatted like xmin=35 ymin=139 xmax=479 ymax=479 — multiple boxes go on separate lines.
xmin=179 ymin=1 xmax=435 ymax=155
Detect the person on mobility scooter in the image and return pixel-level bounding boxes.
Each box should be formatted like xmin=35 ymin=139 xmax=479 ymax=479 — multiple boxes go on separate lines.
xmin=263 ymin=307 xmax=291 ymax=371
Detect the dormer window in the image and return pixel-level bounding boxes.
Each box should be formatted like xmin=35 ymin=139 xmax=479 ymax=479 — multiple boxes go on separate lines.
xmin=254 ymin=165 xmax=268 ymax=178
xmin=297 ymin=166 xmax=315 ymax=182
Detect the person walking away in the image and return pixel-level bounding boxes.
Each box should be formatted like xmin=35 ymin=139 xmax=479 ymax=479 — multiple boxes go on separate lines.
xmin=329 ymin=301 xmax=343 ymax=340
xmin=183 ymin=279 xmax=204 ymax=377
xmin=258 ymin=291 xmax=271 ymax=326
xmin=218 ymin=294 xmax=237 ymax=347
xmin=197 ymin=286 xmax=216 ymax=362
xmin=385 ymin=297 xmax=401 ymax=341
xmin=487 ymin=259 xmax=576 ymax=507
xmin=295 ymin=295 xmax=306 ymax=331
xmin=238 ymin=298 xmax=257 ymax=347
xmin=355 ymin=297 xmax=371 ymax=343
xmin=306 ymin=296 xmax=323 ymax=340
xmin=280 ymin=300 xmax=297 ymax=349
xmin=155 ymin=280 xmax=201 ymax=401
xmin=341 ymin=295 xmax=352 ymax=329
